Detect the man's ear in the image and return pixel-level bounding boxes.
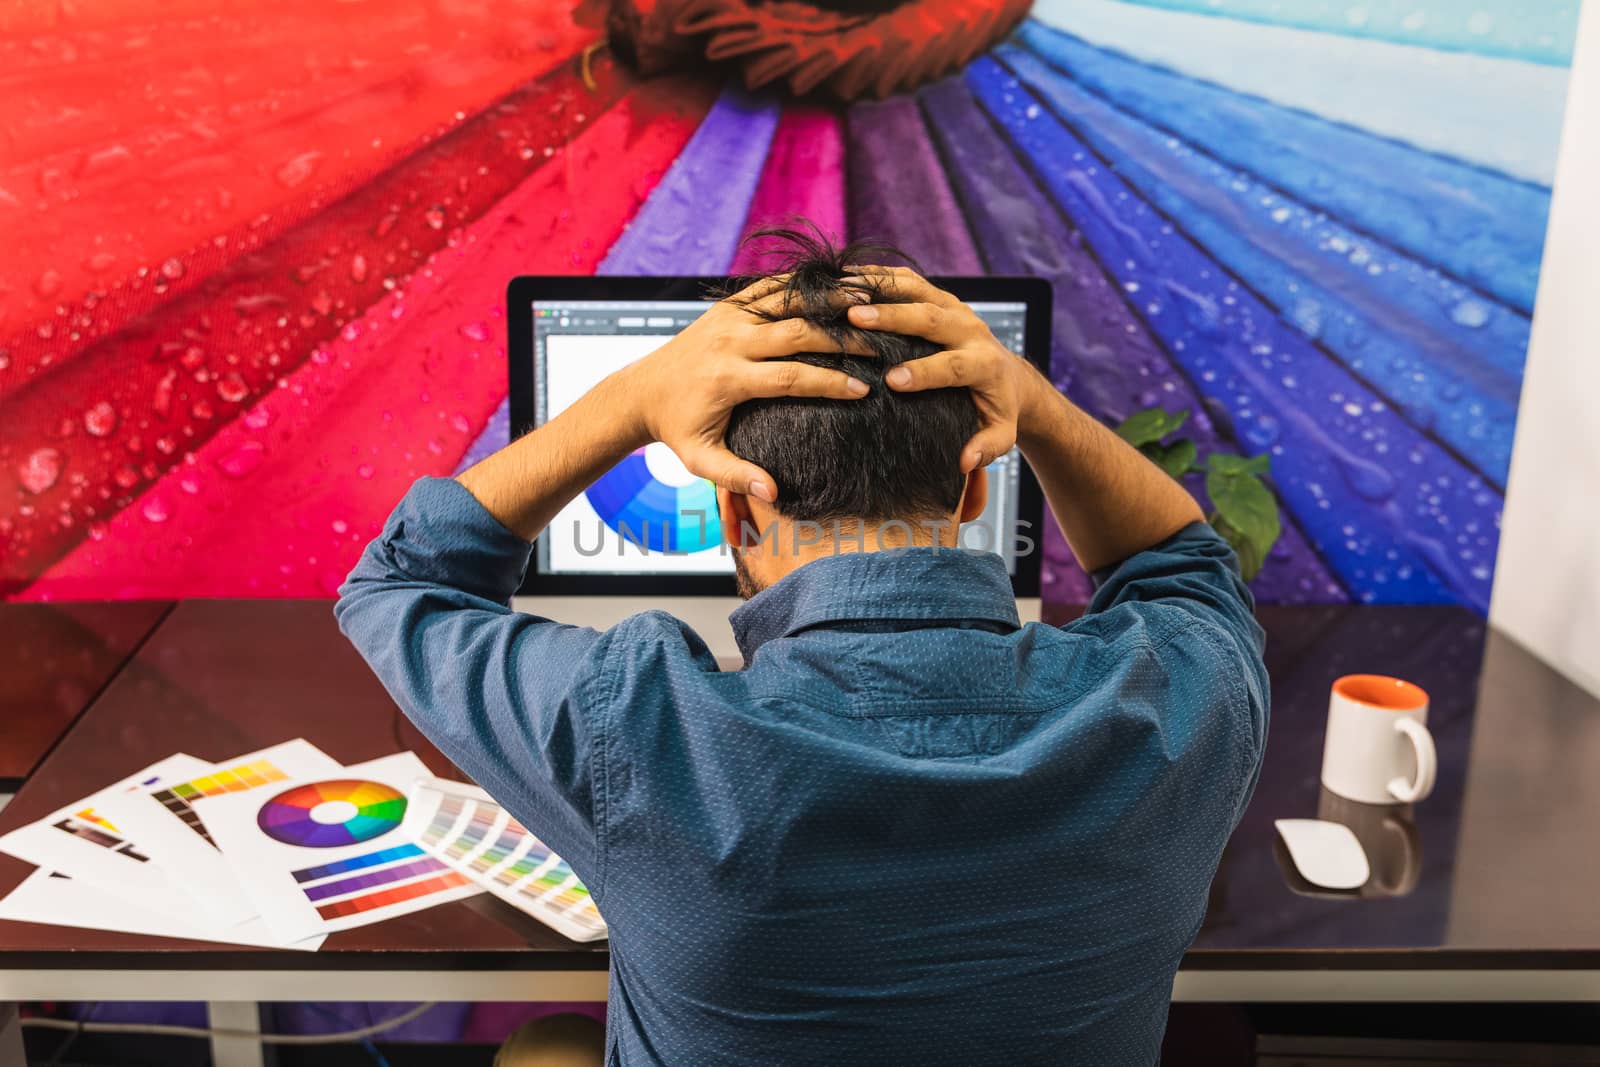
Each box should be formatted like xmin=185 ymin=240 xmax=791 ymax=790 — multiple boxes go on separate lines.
xmin=958 ymin=466 xmax=989 ymax=524
xmin=717 ymin=485 xmax=755 ymax=552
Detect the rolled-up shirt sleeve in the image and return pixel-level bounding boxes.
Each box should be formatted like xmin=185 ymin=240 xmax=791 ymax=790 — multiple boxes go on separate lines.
xmin=1086 ymin=522 xmax=1270 ymax=806
xmin=334 ymin=476 xmax=606 ymax=883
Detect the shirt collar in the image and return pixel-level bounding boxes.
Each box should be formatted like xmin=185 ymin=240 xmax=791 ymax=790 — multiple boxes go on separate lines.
xmin=728 ymin=548 xmax=1021 ymax=661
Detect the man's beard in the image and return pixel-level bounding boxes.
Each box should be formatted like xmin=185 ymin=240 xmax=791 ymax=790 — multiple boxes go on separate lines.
xmin=732 ymin=549 xmax=765 ymax=599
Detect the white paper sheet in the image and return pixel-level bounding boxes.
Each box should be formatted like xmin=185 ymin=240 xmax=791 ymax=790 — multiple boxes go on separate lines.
xmin=0 ymin=868 xmax=325 ymax=951
xmin=0 ymin=754 xmax=215 ymax=922
xmin=206 ymin=752 xmax=480 ymax=942
xmin=96 ymin=739 xmax=342 ymax=927
xmin=403 ymin=778 xmax=607 ymax=942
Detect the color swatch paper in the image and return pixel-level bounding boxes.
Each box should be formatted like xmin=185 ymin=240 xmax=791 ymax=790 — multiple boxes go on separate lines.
xmin=0 ymin=869 xmax=326 ymax=951
xmin=402 ymin=778 xmax=606 ymax=943
xmin=205 ymin=752 xmax=480 ymax=943
xmin=97 ymin=739 xmax=342 ymax=927
xmin=0 ymin=754 xmax=214 ymax=920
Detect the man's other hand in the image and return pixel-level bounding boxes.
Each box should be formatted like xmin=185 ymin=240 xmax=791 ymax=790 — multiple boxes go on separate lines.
xmin=844 ymin=267 xmax=1052 ymax=473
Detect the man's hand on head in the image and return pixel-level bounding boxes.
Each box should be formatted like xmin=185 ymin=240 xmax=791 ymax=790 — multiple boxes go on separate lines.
xmin=620 ymin=274 xmax=875 ymax=504
xmin=844 ymin=266 xmax=1054 ymax=473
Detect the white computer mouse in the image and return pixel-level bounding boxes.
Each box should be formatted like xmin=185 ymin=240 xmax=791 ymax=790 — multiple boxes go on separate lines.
xmin=1274 ymin=819 xmax=1371 ymax=890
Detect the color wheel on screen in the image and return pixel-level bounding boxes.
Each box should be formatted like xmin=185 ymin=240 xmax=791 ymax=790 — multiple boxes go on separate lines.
xmin=584 ymin=443 xmax=721 ymax=553
xmin=257 ymin=780 xmax=406 ymax=848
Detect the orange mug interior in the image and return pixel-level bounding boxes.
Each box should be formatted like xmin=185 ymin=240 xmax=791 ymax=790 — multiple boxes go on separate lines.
xmin=1333 ymin=674 xmax=1428 ymax=712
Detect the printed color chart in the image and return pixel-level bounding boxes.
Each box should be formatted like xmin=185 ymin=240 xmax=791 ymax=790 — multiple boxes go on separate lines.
xmin=152 ymin=758 xmax=289 ymax=846
xmin=404 ymin=780 xmax=606 ymax=942
xmin=202 ymin=751 xmax=480 ymax=942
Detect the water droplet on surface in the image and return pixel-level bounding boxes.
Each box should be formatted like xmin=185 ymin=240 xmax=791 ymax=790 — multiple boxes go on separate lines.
xmin=374 ymin=213 xmax=399 ymax=238
xmin=450 ymin=413 xmax=471 ymax=434
xmin=86 ymin=251 xmax=116 ymax=272
xmin=1450 ymin=299 xmax=1490 ymax=328
xmin=152 ymin=369 xmax=177 ymax=417
xmin=1338 ymin=454 xmax=1397 ymax=503
xmin=357 ymin=463 xmax=375 ymax=479
xmin=84 ymin=401 xmax=118 ymax=436
xmin=217 ymin=374 xmax=249 ymax=403
xmin=160 ymin=258 xmax=185 ymax=281
xmin=331 ymin=518 xmax=349 ymax=534
xmin=79 ymin=144 xmax=132 ymax=176
xmin=349 ymin=254 xmax=368 ymax=283
xmin=244 ymin=404 xmax=273 ymax=430
xmin=424 ymin=206 xmax=446 ymax=230
xmin=276 ymin=152 xmax=321 ymax=189
xmin=458 ymin=322 xmax=490 ymax=342
xmin=142 ymin=496 xmax=171 ymax=523
xmin=19 ymin=448 xmax=63 ymax=494
xmin=114 ymin=466 xmax=140 ymax=489
xmin=216 ymin=441 xmax=265 ymax=478
xmin=36 ymin=270 xmax=62 ymax=297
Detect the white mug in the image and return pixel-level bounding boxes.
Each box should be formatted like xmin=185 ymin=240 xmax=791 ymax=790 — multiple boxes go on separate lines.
xmin=1320 ymin=674 xmax=1437 ymax=805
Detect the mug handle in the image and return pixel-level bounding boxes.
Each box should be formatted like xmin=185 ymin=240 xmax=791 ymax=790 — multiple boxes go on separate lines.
xmin=1388 ymin=717 xmax=1437 ymax=803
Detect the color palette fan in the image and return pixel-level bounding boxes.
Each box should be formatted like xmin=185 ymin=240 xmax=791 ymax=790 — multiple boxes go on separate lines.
xmin=403 ymin=778 xmax=607 ymax=943
xmin=258 ymin=780 xmax=407 ymax=848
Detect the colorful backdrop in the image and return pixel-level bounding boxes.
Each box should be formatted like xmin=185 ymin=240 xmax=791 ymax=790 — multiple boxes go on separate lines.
xmin=0 ymin=0 xmax=1584 ymax=612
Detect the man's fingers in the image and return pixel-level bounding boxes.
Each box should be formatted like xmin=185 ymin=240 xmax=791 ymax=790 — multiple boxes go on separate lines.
xmin=743 ymin=362 xmax=870 ymax=400
xmin=841 ymin=265 xmax=961 ymax=308
xmin=742 ymin=282 xmax=869 ymax=321
xmin=683 ymin=444 xmax=777 ymax=504
xmin=879 ymin=348 xmax=988 ymax=391
xmin=959 ymin=425 xmax=1018 ymax=473
xmin=846 ymin=301 xmax=972 ymax=346
xmin=724 ymin=272 xmax=793 ymax=306
xmin=745 ymin=317 xmax=878 ymax=358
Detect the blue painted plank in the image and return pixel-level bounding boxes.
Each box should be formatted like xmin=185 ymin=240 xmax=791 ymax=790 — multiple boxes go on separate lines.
xmin=918 ymin=76 xmax=1346 ymax=604
xmin=1017 ymin=20 xmax=1554 ymax=314
xmin=999 ymin=43 xmax=1526 ymax=489
xmin=967 ymin=57 xmax=1501 ymax=610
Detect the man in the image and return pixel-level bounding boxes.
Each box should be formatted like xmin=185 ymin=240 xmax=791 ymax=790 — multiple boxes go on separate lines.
xmin=337 ymin=237 xmax=1268 ymax=1066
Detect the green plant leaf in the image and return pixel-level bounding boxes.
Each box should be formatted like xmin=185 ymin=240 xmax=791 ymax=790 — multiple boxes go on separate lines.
xmin=1114 ymin=406 xmax=1189 ymax=448
xmin=1212 ymin=514 xmax=1268 ymax=583
xmin=1154 ymin=438 xmax=1198 ymax=479
xmin=1207 ymin=451 xmax=1270 ymax=477
xmin=1207 ymin=468 xmax=1280 ymax=549
xmin=1206 ymin=451 xmax=1281 ymax=577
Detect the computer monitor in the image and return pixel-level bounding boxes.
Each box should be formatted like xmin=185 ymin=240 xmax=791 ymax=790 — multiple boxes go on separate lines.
xmin=507 ymin=276 xmax=1053 ymax=598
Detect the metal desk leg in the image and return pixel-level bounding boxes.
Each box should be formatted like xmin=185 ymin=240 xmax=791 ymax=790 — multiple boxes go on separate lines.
xmin=0 ymin=1002 xmax=24 ymax=1067
xmin=208 ymin=1001 xmax=265 ymax=1067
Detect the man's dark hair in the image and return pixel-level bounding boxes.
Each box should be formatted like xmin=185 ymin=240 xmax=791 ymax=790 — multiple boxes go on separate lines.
xmin=721 ymin=227 xmax=978 ymax=523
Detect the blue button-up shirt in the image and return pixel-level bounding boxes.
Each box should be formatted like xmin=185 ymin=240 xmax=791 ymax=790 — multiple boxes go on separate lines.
xmin=337 ymin=477 xmax=1268 ymax=1066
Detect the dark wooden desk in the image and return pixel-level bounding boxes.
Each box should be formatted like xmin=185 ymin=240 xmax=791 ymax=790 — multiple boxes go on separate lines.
xmin=3 ymin=600 xmax=1599 ymax=1012
xmin=0 ymin=601 xmax=172 ymax=792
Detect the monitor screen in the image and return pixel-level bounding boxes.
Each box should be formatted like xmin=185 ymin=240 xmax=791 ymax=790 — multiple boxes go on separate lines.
xmin=530 ymin=298 xmax=1032 ymax=579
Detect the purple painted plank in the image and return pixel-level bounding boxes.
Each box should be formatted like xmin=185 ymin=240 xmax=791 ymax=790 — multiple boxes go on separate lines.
xmin=845 ymin=96 xmax=982 ymax=273
xmin=454 ymin=396 xmax=511 ymax=474
xmin=463 ymin=88 xmax=782 ymax=473
xmin=920 ymin=76 xmax=1345 ymax=605
xmin=600 ymin=85 xmax=781 ymax=274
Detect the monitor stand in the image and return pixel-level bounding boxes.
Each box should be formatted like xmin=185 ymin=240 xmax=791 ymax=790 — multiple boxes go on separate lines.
xmin=513 ymin=596 xmax=1045 ymax=671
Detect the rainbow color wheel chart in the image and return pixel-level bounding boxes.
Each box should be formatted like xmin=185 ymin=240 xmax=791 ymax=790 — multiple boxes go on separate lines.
xmin=584 ymin=443 xmax=721 ymax=554
xmin=257 ymin=780 xmax=407 ymax=849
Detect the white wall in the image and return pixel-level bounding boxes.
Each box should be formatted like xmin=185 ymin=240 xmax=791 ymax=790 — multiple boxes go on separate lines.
xmin=1490 ymin=0 xmax=1600 ymax=699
